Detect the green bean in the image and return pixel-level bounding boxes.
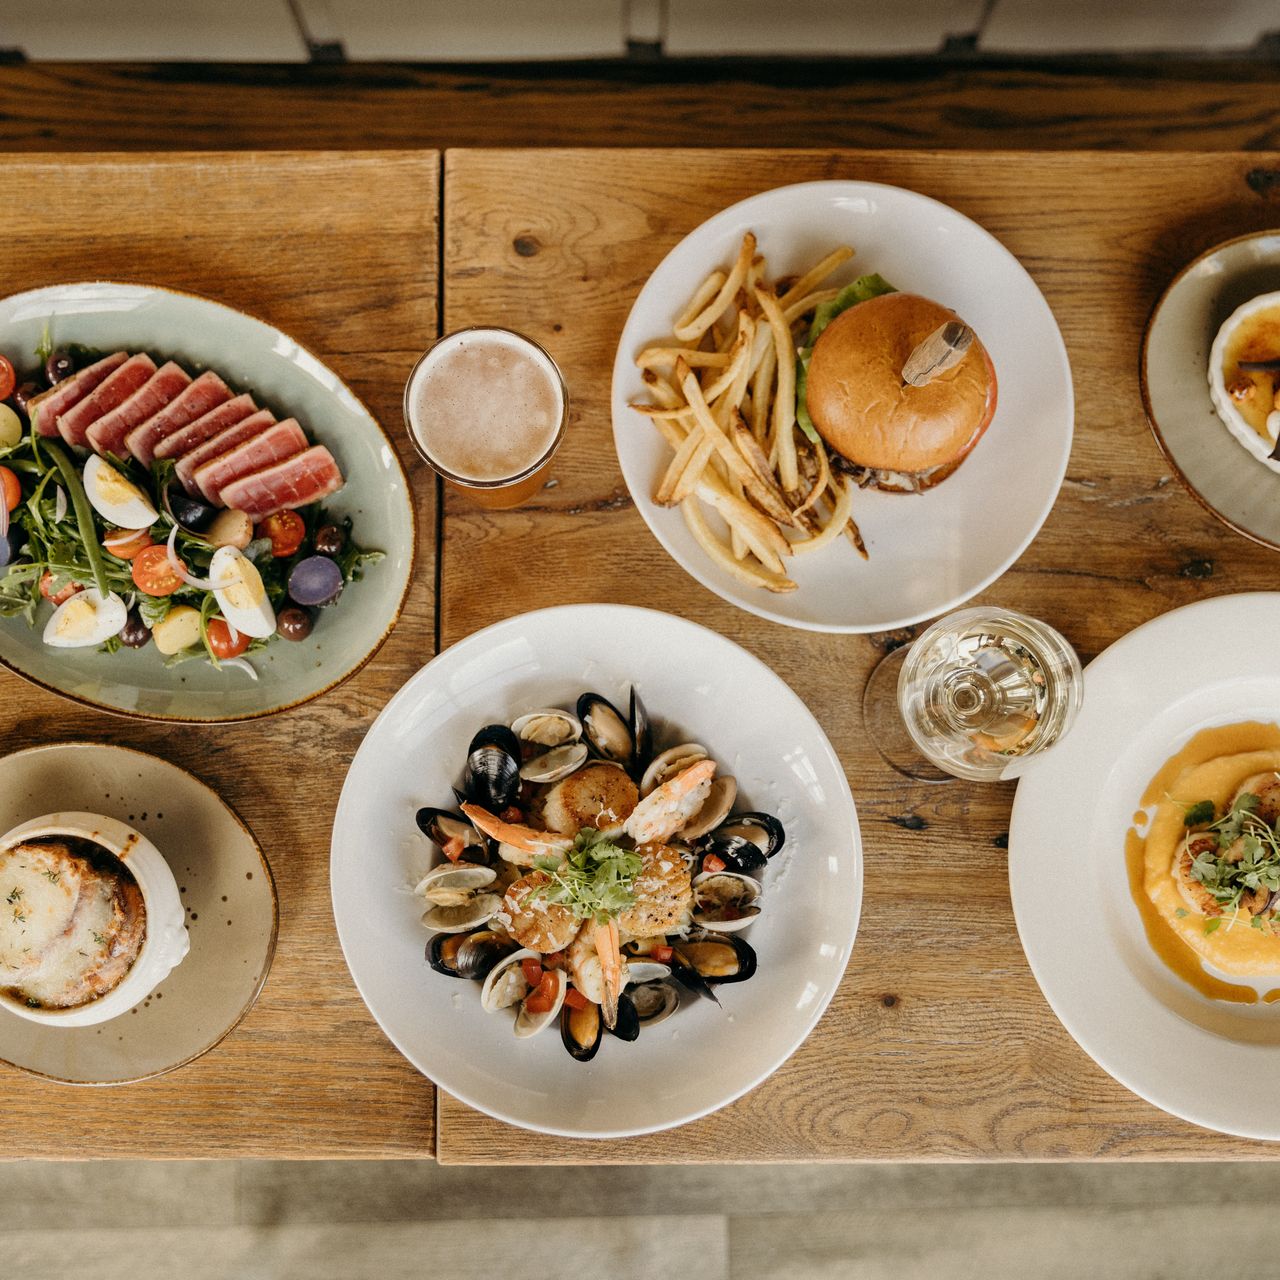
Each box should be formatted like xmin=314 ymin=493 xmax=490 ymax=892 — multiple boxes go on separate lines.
xmin=42 ymin=440 xmax=109 ymax=597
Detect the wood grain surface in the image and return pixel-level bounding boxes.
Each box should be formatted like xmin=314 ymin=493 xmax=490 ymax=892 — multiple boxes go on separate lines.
xmin=1 ymin=61 xmax=1279 ymax=153
xmin=438 ymin=147 xmax=1280 ymax=1162
xmin=0 ymin=152 xmax=440 ymax=1158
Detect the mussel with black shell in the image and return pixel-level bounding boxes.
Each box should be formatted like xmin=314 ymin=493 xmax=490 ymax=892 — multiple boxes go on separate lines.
xmin=671 ymin=932 xmax=758 ymax=988
xmin=699 ymin=812 xmax=785 ymax=873
xmin=577 ymin=688 xmax=652 ymax=779
xmin=462 ymin=724 xmax=522 ymax=812
xmin=427 ymin=928 xmax=516 ymax=980
xmin=415 ymin=806 xmax=491 ymax=865
xmin=561 ymin=991 xmax=641 ymax=1061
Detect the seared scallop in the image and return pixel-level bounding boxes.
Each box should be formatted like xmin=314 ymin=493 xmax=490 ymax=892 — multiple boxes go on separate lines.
xmin=540 ymin=762 xmax=639 ymax=836
xmin=617 ymin=842 xmax=693 ymax=939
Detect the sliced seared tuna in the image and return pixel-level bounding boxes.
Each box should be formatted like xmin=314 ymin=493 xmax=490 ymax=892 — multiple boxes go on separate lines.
xmin=153 ymin=392 xmax=256 ymax=463
xmin=193 ymin=419 xmax=308 ymax=505
xmin=125 ymin=370 xmax=232 ymax=466
xmin=28 ymin=352 xmax=128 ymax=438
xmin=175 ymin=408 xmax=277 ymax=495
xmin=56 ymin=354 xmax=157 ymax=447
xmin=85 ymin=361 xmax=192 ymax=458
xmin=220 ymin=446 xmax=344 ymax=521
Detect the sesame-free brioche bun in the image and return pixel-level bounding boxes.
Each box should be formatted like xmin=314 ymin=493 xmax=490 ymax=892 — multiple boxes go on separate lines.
xmin=805 ymin=292 xmax=997 ymax=490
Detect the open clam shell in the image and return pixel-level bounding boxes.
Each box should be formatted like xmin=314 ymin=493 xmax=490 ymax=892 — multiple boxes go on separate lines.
xmin=480 ymin=947 xmax=541 ymax=1013
xmin=681 ymin=775 xmax=738 ymax=841
xmin=625 ymin=960 xmax=673 ymax=986
xmin=417 ymin=864 xmax=501 ymax=931
xmin=692 ymin=869 xmax=761 ymax=932
xmin=519 ymin=740 xmax=589 ymax=784
xmin=515 ymin=967 xmax=567 ymax=1038
xmin=511 ymin=707 xmax=582 ymax=749
xmin=628 ymin=978 xmax=680 ymax=1027
xmin=640 ymin=743 xmax=708 ymax=796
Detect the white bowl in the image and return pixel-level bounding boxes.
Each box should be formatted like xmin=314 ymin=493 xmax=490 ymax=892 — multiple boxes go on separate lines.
xmin=611 ymin=180 xmax=1074 ymax=633
xmin=331 ymin=604 xmax=862 ymax=1139
xmin=1208 ymin=289 xmax=1280 ymax=472
xmin=0 ymin=811 xmax=189 ymax=1027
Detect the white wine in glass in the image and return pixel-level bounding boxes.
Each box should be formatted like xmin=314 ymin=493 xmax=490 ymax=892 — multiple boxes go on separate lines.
xmin=895 ymin=607 xmax=1083 ymax=782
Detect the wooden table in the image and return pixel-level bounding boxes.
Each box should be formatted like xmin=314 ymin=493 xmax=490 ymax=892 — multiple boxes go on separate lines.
xmin=0 ymin=151 xmax=440 ymax=1158
xmin=437 ymin=147 xmax=1280 ymax=1163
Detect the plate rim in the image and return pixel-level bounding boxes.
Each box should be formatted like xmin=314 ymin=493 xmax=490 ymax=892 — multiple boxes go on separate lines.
xmin=330 ymin=601 xmax=864 ymax=1139
xmin=0 ymin=278 xmax=418 ymax=723
xmin=610 ymin=177 xmax=1075 ymax=634
xmin=1140 ymin=228 xmax=1280 ymax=554
xmin=0 ymin=739 xmax=279 ymax=1086
xmin=1008 ymin=591 xmax=1280 ymax=1139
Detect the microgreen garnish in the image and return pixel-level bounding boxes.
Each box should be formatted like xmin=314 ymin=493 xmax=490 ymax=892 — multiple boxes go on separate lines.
xmin=5 ymin=887 xmax=21 ymax=904
xmin=532 ymin=827 xmax=642 ymax=923
xmin=1175 ymin=908 xmax=1188 ymax=918
xmin=1183 ymin=799 xmax=1215 ymax=827
xmin=1183 ymin=790 xmax=1280 ymax=920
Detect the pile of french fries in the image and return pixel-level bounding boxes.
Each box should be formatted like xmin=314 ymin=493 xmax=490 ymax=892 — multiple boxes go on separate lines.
xmin=629 ymin=232 xmax=866 ymax=594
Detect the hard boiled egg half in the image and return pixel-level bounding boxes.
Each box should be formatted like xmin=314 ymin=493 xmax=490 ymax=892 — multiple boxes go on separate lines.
xmin=42 ymin=588 xmax=127 ymax=648
xmin=83 ymin=456 xmax=158 ymax=530
xmin=210 ymin=546 xmax=276 ymax=639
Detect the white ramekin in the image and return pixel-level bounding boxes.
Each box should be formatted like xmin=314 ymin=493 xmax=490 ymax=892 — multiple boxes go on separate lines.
xmin=1208 ymin=290 xmax=1280 ymax=473
xmin=0 ymin=811 xmax=189 ymax=1026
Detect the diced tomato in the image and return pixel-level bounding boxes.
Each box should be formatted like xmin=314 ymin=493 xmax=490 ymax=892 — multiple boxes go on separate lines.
xmin=521 ymin=957 xmax=544 ymax=988
xmin=563 ymin=987 xmax=589 ymax=1011
xmin=39 ymin=572 xmax=82 ymax=606
xmin=206 ymin=618 xmax=251 ymax=660
xmin=257 ymin=509 xmax=305 ymax=559
xmin=0 ymin=465 xmax=19 ymax=513
xmin=542 ymin=950 xmax=566 ymax=970
xmin=0 ymin=356 xmax=14 ymax=402
xmin=523 ymin=971 xmax=559 ymax=1015
xmin=131 ymin=544 xmax=184 ymax=597
xmin=499 ymin=805 xmax=524 ymax=823
xmin=702 ymin=853 xmax=726 ymax=874
xmin=103 ymin=527 xmax=154 ymax=561
xmin=441 ymin=836 xmax=466 ymax=863
xmin=651 ymin=944 xmax=674 ymax=964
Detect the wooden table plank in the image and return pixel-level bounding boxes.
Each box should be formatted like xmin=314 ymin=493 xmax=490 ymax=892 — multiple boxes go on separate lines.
xmin=0 ymin=152 xmax=439 ymax=1158
xmin=1 ymin=61 xmax=1280 ymax=153
xmin=438 ymin=146 xmax=1280 ymax=1162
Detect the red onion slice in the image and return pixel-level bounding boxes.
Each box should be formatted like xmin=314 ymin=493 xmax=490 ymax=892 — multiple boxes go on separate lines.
xmin=166 ymin=524 xmax=232 ymax=592
xmin=219 ymin=657 xmax=258 ymax=681
xmin=54 ymin=485 xmax=67 ymax=524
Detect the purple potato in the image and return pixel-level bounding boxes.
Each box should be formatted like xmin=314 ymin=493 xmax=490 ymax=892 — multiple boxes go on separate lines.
xmin=287 ymin=555 xmax=343 ymax=607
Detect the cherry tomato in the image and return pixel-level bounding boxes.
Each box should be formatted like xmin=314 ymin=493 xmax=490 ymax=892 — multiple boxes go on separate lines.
xmin=39 ymin=572 xmax=82 ymax=606
xmin=0 ymin=355 xmax=15 ymax=402
xmin=103 ymin=528 xmax=153 ymax=561
xmin=562 ymin=987 xmax=589 ymax=1012
xmin=206 ymin=618 xmax=251 ymax=660
xmin=0 ymin=466 xmax=19 ymax=513
xmin=524 ymin=971 xmax=559 ymax=1015
xmin=520 ymin=957 xmax=544 ymax=988
xmin=701 ymin=853 xmax=726 ymax=875
xmin=257 ymin=510 xmax=305 ymax=558
xmin=131 ymin=544 xmax=185 ymax=597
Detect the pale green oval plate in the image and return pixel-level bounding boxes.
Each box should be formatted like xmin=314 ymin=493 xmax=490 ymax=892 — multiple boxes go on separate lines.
xmin=0 ymin=282 xmax=416 ymax=721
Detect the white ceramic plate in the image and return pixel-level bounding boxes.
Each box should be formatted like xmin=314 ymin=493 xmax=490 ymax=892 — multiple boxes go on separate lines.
xmin=1142 ymin=231 xmax=1280 ymax=550
xmin=611 ymin=180 xmax=1074 ymax=633
xmin=331 ymin=604 xmax=862 ymax=1138
xmin=0 ymin=282 xmax=416 ymax=720
xmin=1010 ymin=593 xmax=1280 ymax=1139
xmin=0 ymin=742 xmax=277 ymax=1084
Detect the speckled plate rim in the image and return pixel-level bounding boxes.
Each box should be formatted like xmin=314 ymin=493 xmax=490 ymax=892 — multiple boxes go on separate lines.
xmin=1140 ymin=229 xmax=1280 ymax=553
xmin=0 ymin=740 xmax=279 ymax=1086
xmin=0 ymin=278 xmax=418 ymax=723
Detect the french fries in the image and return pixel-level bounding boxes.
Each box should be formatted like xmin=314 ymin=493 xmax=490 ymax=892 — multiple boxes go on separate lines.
xmin=632 ymin=231 xmax=864 ymax=592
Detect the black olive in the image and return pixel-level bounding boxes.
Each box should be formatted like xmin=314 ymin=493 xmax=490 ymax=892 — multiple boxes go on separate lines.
xmin=120 ymin=610 xmax=151 ymax=649
xmin=44 ymin=350 xmax=75 ymax=386
xmin=164 ymin=483 xmax=218 ymax=534
xmin=313 ymin=523 xmax=346 ymax=558
xmin=12 ymin=381 xmax=41 ymax=419
xmin=278 ymin=605 xmax=314 ymax=641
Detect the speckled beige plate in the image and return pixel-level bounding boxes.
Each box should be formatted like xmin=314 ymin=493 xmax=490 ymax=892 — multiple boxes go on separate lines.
xmin=1142 ymin=230 xmax=1280 ymax=549
xmin=0 ymin=742 xmax=277 ymax=1084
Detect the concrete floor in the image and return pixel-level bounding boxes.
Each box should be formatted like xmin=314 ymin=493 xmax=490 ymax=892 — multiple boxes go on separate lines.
xmin=6 ymin=1160 xmax=1280 ymax=1278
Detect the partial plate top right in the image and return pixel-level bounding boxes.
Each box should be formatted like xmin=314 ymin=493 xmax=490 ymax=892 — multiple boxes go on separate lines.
xmin=612 ymin=180 xmax=1073 ymax=634
xmin=1143 ymin=230 xmax=1280 ymax=549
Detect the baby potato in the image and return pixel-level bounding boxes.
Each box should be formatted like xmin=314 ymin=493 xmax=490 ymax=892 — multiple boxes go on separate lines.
xmin=205 ymin=508 xmax=253 ymax=550
xmin=152 ymin=604 xmax=202 ymax=655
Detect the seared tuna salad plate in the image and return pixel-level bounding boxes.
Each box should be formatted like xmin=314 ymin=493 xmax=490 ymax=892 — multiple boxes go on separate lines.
xmin=0 ymin=282 xmax=415 ymax=721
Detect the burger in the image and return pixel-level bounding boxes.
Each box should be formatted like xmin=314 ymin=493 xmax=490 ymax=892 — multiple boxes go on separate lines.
xmin=804 ymin=292 xmax=997 ymax=493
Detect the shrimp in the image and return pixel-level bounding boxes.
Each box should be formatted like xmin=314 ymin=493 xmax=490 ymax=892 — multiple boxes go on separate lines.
xmin=623 ymin=758 xmax=716 ymax=844
xmin=495 ymin=870 xmax=579 ymax=953
xmin=461 ymin=803 xmax=573 ymax=864
xmin=568 ymin=918 xmax=628 ymax=1027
